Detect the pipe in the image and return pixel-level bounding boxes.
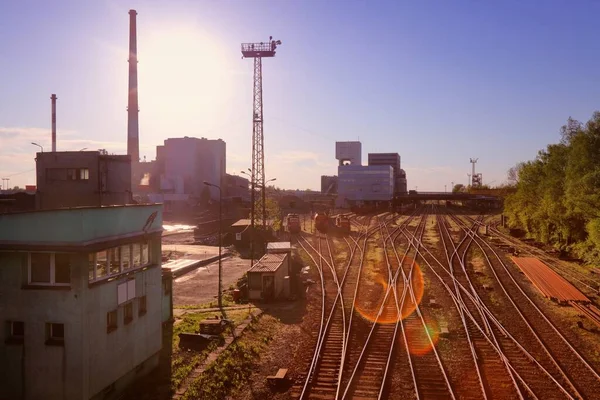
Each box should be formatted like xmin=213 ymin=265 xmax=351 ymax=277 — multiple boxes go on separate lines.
xmin=51 ymin=94 xmax=57 ymax=152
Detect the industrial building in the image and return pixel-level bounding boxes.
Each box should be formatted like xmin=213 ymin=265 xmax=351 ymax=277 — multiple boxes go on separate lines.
xmin=0 ymin=204 xmax=165 ymax=400
xmin=146 ymin=136 xmax=226 ymax=212
xmin=320 ymin=175 xmax=338 ymax=194
xmin=367 ymin=153 xmax=407 ymax=195
xmin=335 ymin=141 xmax=403 ymax=208
xmin=35 ymin=150 xmax=132 ymax=210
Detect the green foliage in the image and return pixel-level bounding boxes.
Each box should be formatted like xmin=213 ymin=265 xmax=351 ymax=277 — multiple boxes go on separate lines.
xmin=505 ymin=113 xmax=600 ymax=263
xmin=181 ymin=316 xmax=275 ymax=400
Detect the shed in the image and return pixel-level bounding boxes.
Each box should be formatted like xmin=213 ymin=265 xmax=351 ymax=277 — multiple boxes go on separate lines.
xmin=247 ymin=253 xmax=290 ymax=301
xmin=266 ymin=242 xmax=292 ymax=255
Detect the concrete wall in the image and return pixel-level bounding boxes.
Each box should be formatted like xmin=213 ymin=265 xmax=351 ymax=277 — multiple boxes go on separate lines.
xmin=0 ymin=236 xmax=164 ymax=400
xmin=84 ymin=260 xmax=162 ymax=398
xmin=335 ymin=141 xmax=362 ymax=166
xmin=0 ymin=252 xmax=86 ymax=400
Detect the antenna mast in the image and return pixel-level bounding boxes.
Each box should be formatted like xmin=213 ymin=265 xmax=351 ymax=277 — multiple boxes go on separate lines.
xmin=241 ymin=37 xmax=282 ymax=230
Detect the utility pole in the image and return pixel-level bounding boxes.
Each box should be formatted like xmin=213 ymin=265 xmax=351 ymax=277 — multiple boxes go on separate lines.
xmin=241 ymin=37 xmax=282 ymax=267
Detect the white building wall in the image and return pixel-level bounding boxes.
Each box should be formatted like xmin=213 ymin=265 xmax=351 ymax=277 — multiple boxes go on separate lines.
xmin=336 ymin=165 xmax=394 ymax=207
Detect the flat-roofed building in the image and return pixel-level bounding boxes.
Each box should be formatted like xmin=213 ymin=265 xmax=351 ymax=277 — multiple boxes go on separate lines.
xmin=368 ymin=153 xmax=406 ymax=195
xmin=0 ymin=204 xmax=164 ymax=400
xmin=336 ymin=165 xmax=394 ymax=207
xmin=35 ymin=151 xmax=133 ymax=210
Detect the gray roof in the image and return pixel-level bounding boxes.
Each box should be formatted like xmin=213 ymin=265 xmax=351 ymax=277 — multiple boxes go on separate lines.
xmin=266 ymin=242 xmax=292 ymax=251
xmin=248 ymin=253 xmax=287 ymax=273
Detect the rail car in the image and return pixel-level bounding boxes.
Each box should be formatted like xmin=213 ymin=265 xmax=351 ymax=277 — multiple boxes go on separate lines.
xmin=335 ymin=215 xmax=351 ymax=234
xmin=286 ymin=213 xmax=301 ymax=234
xmin=314 ymin=212 xmax=329 ymax=233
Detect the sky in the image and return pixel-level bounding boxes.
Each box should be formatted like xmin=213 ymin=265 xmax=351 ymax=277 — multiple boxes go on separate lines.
xmin=2 ymin=0 xmax=600 ymax=191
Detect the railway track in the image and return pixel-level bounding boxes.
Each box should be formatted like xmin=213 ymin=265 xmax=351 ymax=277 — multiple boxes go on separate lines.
xmin=449 ymin=210 xmax=600 ymax=399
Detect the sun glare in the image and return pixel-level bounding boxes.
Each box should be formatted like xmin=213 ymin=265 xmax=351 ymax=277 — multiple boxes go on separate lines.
xmin=138 ymin=27 xmax=232 ymax=129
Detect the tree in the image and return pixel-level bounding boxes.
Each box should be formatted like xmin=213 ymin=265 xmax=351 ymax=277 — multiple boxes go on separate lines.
xmin=452 ymin=184 xmax=465 ymax=193
xmin=505 ymin=112 xmax=600 ymax=263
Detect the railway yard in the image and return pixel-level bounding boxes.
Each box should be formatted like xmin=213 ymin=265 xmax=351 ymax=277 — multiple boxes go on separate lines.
xmin=228 ymin=205 xmax=600 ymax=400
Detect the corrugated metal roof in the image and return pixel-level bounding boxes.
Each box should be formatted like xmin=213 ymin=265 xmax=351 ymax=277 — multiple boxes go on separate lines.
xmin=267 ymin=242 xmax=292 ymax=251
xmin=249 ymin=253 xmax=287 ymax=273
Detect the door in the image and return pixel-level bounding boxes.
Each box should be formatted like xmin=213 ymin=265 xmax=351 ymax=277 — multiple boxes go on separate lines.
xmin=263 ymin=275 xmax=274 ymax=301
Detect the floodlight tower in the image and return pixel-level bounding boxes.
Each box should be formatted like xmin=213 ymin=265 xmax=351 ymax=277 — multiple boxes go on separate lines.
xmin=241 ymin=37 xmax=282 ymax=231
xmin=470 ymin=158 xmax=478 ymax=186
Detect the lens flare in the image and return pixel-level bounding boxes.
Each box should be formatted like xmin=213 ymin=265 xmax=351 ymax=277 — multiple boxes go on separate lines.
xmin=404 ymin=315 xmax=441 ymax=356
xmin=355 ymin=257 xmax=424 ymax=324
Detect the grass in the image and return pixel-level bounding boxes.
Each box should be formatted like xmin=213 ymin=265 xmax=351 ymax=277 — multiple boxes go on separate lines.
xmin=170 ymin=307 xmax=256 ymax=393
xmin=182 ymin=314 xmax=279 ymax=400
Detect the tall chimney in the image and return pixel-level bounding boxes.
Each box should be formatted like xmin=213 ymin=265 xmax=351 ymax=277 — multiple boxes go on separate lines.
xmin=127 ymin=9 xmax=139 ymax=163
xmin=51 ymin=94 xmax=57 ymax=152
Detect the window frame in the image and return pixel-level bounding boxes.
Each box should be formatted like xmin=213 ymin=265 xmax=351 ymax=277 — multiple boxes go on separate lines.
xmin=5 ymin=321 xmax=24 ymax=345
xmin=106 ymin=310 xmax=118 ymax=333
xmin=45 ymin=322 xmax=65 ymax=346
xmin=124 ymin=302 xmax=134 ymax=325
xmin=89 ymin=242 xmax=153 ymax=283
xmin=28 ymin=253 xmax=71 ymax=287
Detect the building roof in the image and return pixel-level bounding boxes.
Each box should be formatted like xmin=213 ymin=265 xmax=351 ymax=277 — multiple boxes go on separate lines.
xmin=266 ymin=242 xmax=292 ymax=252
xmin=248 ymin=253 xmax=287 ymax=273
xmin=0 ymin=204 xmax=162 ymax=251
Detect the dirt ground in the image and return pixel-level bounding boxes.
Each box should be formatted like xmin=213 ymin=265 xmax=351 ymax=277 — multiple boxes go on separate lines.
xmin=173 ymin=257 xmax=251 ymax=306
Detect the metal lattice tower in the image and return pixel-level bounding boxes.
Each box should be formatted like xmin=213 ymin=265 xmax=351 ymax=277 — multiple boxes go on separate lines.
xmin=241 ymin=38 xmax=282 ymax=230
xmin=470 ymin=158 xmax=478 ymax=186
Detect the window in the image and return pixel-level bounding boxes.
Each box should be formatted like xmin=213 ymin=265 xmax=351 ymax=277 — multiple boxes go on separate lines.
xmin=46 ymin=323 xmax=64 ymax=346
xmin=30 ymin=253 xmax=51 ymax=283
xmin=5 ymin=321 xmax=24 ymax=344
xmin=107 ymin=310 xmax=117 ymax=333
xmin=96 ymin=250 xmax=108 ymax=279
xmin=118 ymin=280 xmax=136 ymax=305
xmin=46 ymin=168 xmax=67 ymax=181
xmin=109 ymin=248 xmax=120 ymax=275
xmin=121 ymin=245 xmax=131 ymax=270
xmin=132 ymin=244 xmax=141 ymax=268
xmin=89 ymin=242 xmax=153 ymax=283
xmin=67 ymin=168 xmax=89 ymax=181
xmin=139 ymin=296 xmax=147 ymax=316
xmin=124 ymin=303 xmax=133 ymax=324
xmin=88 ymin=253 xmax=96 ymax=281
xmin=28 ymin=253 xmax=70 ymax=286
xmin=54 ymin=254 xmax=70 ymax=284
xmin=141 ymin=243 xmax=149 ymax=265
xmin=67 ymin=168 xmax=77 ymax=180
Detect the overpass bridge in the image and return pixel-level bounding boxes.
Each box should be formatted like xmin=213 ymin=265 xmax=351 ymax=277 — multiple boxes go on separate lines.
xmin=393 ymin=192 xmax=500 ymax=202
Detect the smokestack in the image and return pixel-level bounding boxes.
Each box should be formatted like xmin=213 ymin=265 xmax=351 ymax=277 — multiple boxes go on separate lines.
xmin=51 ymin=94 xmax=57 ymax=152
xmin=127 ymin=9 xmax=139 ymax=163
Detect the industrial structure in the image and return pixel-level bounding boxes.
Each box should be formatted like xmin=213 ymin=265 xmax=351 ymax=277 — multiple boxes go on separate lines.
xmin=334 ymin=141 xmax=405 ymax=208
xmin=35 ymin=150 xmax=132 ymax=210
xmin=144 ymin=137 xmax=226 ymax=212
xmin=127 ymin=9 xmax=140 ymax=183
xmin=241 ymin=37 xmax=282 ymax=230
xmin=470 ymin=157 xmax=482 ymax=187
xmin=368 ymin=153 xmax=407 ymax=195
xmin=320 ymin=175 xmax=338 ymax=194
